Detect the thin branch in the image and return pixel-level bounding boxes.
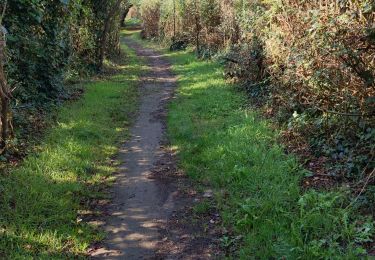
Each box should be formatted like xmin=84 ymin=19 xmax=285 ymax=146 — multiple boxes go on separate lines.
xmin=223 ymin=57 xmax=240 ymax=64
xmin=346 ymin=167 xmax=375 ymax=210
xmin=0 ymin=0 xmax=7 ymax=26
xmin=323 ymin=109 xmax=375 ymax=117
xmin=299 ymin=99 xmax=374 ymax=118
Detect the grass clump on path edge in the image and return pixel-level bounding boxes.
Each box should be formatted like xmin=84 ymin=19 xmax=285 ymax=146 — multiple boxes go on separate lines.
xmin=157 ymin=48 xmax=374 ymax=258
xmin=0 ymin=39 xmax=142 ymax=258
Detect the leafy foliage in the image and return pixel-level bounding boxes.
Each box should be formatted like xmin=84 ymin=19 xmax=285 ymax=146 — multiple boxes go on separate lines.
xmin=139 ymin=0 xmax=375 ymax=204
xmin=0 ymin=0 xmax=128 ymax=153
xmin=151 ymin=44 xmax=374 ymax=258
xmin=0 ymin=32 xmax=142 ymax=258
xmin=4 ymin=0 xmax=126 ymax=100
xmin=138 ymin=0 xmax=375 ymax=257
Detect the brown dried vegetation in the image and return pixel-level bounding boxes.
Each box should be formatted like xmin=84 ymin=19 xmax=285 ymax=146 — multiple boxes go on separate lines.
xmin=139 ymin=0 xmax=374 ymax=192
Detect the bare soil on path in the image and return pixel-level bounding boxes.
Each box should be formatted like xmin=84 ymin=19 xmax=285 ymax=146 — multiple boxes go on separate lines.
xmin=90 ymin=37 xmax=221 ymax=259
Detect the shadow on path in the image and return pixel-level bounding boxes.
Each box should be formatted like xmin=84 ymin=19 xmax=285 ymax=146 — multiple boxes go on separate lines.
xmin=91 ymin=37 xmax=177 ymax=259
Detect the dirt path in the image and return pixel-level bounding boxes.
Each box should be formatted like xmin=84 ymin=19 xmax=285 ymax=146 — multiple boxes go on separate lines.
xmin=90 ymin=37 xmax=177 ymax=259
xmin=91 ymin=37 xmax=221 ymax=259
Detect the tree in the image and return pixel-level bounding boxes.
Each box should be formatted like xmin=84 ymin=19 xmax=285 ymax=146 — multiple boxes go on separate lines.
xmin=120 ymin=2 xmax=133 ymax=27
xmin=0 ymin=0 xmax=129 ymax=153
xmin=98 ymin=0 xmax=124 ymax=70
xmin=193 ymin=0 xmax=201 ymax=54
xmin=0 ymin=0 xmax=12 ymax=152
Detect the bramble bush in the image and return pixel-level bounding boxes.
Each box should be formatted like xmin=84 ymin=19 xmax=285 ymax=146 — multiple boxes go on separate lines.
xmin=138 ymin=0 xmax=375 ymax=257
xmin=138 ymin=0 xmax=374 ymax=194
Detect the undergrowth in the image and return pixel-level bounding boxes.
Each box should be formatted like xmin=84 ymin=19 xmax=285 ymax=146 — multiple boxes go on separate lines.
xmin=134 ymin=34 xmax=374 ymax=258
xmin=0 ymin=34 xmax=143 ymax=258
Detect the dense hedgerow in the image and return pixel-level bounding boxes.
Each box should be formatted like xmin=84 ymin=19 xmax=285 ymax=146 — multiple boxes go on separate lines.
xmin=3 ymin=0 xmax=125 ymax=101
xmin=0 ymin=0 xmax=134 ymax=154
xmin=134 ymin=33 xmax=374 ymax=259
xmin=137 ymin=0 xmax=375 ymax=257
xmin=138 ymin=0 xmax=374 ymax=195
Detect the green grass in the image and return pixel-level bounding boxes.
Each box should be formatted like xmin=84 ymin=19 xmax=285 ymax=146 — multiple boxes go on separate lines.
xmin=0 ymin=36 xmax=144 ymax=258
xmin=132 ymin=34 xmax=374 ymax=258
xmin=124 ymin=18 xmax=142 ymax=27
xmin=193 ymin=200 xmax=212 ymax=215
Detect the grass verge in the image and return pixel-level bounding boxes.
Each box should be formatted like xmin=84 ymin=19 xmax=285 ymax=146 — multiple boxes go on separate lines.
xmin=132 ymin=33 xmax=374 ymax=258
xmin=0 ymin=35 xmax=143 ymax=258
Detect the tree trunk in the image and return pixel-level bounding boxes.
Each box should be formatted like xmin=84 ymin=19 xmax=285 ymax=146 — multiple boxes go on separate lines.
xmin=98 ymin=0 xmax=123 ymax=70
xmin=0 ymin=1 xmax=11 ymax=153
xmin=173 ymin=0 xmax=176 ymax=41
xmin=0 ymin=35 xmax=11 ymax=153
xmin=120 ymin=4 xmax=133 ymax=27
xmin=0 ymin=91 xmax=9 ymax=151
xmin=194 ymin=0 xmax=200 ymax=55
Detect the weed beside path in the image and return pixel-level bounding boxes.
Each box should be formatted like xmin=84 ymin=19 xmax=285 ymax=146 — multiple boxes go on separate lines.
xmin=0 ymin=39 xmax=142 ymax=258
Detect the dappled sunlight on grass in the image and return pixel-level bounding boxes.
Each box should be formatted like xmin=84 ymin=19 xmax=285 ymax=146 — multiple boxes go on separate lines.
xmin=132 ymin=40 xmax=374 ymax=258
xmin=0 ymin=42 xmax=143 ymax=258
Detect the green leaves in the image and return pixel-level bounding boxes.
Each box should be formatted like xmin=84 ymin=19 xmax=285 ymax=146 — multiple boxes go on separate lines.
xmin=4 ymin=0 xmax=124 ymax=102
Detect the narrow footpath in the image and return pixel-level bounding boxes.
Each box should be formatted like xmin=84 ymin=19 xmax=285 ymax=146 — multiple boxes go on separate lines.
xmin=92 ymin=37 xmax=177 ymax=259
xmin=90 ymin=35 xmax=220 ymax=260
